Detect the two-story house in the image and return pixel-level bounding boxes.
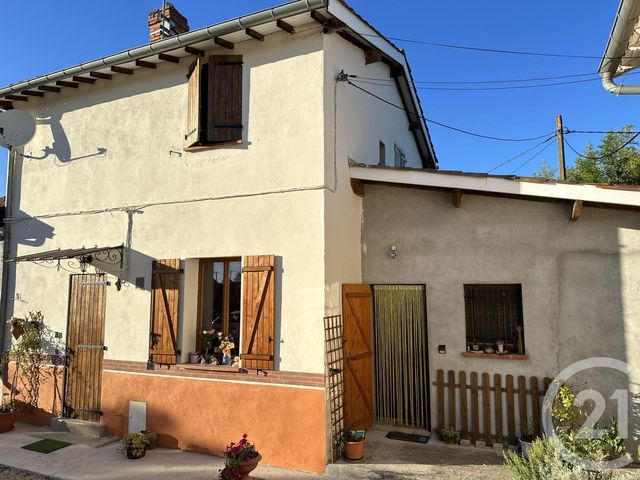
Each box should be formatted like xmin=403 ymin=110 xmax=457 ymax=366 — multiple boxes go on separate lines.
xmin=0 ymin=0 xmax=436 ymax=473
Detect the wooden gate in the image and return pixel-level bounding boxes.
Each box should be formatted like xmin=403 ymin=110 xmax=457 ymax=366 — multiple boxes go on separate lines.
xmin=324 ymin=314 xmax=345 ymax=462
xmin=64 ymin=274 xmax=107 ymax=421
xmin=342 ymin=284 xmax=374 ymax=430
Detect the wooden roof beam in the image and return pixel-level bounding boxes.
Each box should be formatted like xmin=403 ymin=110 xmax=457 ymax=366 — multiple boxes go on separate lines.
xmin=90 ymin=71 xmax=113 ymax=80
xmin=214 ymin=37 xmax=234 ymax=49
xmin=452 ymin=189 xmax=463 ymax=208
xmin=245 ymin=28 xmax=264 ymax=41
xmin=277 ymin=19 xmax=295 ymax=34
xmin=21 ymin=90 xmax=45 ymax=97
xmin=38 ymin=85 xmax=61 ymax=93
xmin=364 ymin=49 xmax=382 ymax=65
xmin=571 ymin=200 xmax=583 ymax=221
xmin=158 ymin=53 xmax=180 ymax=64
xmin=111 ymin=66 xmax=134 ymax=75
xmin=184 ymin=46 xmax=205 ymax=57
xmin=56 ymin=80 xmax=79 ymax=88
xmin=310 ymin=10 xmax=327 ymax=25
xmin=72 ymin=76 xmax=96 ymax=84
xmin=5 ymin=95 xmax=28 ymax=101
xmin=135 ymin=59 xmax=157 ymax=69
xmin=0 ymin=100 xmax=14 ymax=109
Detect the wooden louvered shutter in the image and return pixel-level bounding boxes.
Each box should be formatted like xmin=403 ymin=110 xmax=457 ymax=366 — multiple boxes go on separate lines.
xmin=149 ymin=259 xmax=182 ymax=365
xmin=185 ymin=57 xmax=202 ymax=147
xmin=207 ymin=55 xmax=243 ymax=143
xmin=241 ymin=255 xmax=275 ymax=370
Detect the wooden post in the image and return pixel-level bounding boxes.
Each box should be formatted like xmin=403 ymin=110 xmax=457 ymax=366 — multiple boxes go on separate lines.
xmin=494 ymin=374 xmax=504 ymax=445
xmin=482 ymin=373 xmax=491 ymax=445
xmin=460 ymin=371 xmax=468 ymax=439
xmin=471 ymin=372 xmax=479 ymax=443
xmin=556 ymin=114 xmax=566 ymax=180
xmin=506 ymin=375 xmax=516 ymax=445
xmin=448 ymin=370 xmax=456 ymax=428
xmin=437 ymin=370 xmax=445 ymax=431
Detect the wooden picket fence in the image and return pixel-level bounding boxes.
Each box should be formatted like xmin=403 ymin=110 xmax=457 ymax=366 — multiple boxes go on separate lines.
xmin=435 ymin=369 xmax=552 ymax=446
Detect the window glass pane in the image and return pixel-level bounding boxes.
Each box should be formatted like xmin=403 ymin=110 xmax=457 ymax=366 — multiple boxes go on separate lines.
xmin=211 ymin=262 xmax=225 ymax=333
xmin=228 ymin=261 xmax=241 ymax=356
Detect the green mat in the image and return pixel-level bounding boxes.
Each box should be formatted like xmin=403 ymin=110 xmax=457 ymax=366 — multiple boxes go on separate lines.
xmin=22 ymin=438 xmax=71 ymax=454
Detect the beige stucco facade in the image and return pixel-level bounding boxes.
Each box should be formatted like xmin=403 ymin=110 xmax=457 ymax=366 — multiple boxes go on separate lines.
xmin=361 ymin=183 xmax=640 ymax=438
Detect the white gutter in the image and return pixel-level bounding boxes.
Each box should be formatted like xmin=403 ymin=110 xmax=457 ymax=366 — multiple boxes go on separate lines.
xmin=0 ymin=0 xmax=327 ymax=97
xmin=350 ymin=166 xmax=640 ymax=208
xmin=600 ymin=0 xmax=640 ymax=94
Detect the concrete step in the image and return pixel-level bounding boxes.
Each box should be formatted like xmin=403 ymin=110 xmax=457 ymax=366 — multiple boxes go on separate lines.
xmin=50 ymin=417 xmax=106 ymax=438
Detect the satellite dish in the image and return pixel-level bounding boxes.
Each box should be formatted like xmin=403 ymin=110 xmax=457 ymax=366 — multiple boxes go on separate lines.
xmin=0 ymin=109 xmax=36 ymax=148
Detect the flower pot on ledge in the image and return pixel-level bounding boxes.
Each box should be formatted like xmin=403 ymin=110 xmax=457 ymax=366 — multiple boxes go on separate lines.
xmin=238 ymin=453 xmax=262 ymax=479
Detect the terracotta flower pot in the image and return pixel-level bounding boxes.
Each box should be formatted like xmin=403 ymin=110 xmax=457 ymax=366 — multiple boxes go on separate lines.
xmin=126 ymin=447 xmax=146 ymax=460
xmin=238 ymin=453 xmax=261 ymax=479
xmin=344 ymin=440 xmax=365 ymax=462
xmin=0 ymin=412 xmax=16 ymax=433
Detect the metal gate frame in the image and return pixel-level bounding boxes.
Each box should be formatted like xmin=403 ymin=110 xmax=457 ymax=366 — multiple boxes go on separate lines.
xmin=324 ymin=314 xmax=345 ymax=463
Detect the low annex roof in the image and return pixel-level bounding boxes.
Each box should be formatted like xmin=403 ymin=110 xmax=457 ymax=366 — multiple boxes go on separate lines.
xmin=0 ymin=0 xmax=437 ymax=167
xmin=350 ymin=164 xmax=640 ymax=211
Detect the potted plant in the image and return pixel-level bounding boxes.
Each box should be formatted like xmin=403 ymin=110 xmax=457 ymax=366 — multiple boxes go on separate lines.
xmin=219 ymin=337 xmax=235 ymax=365
xmin=440 ymin=427 xmax=458 ymax=445
xmin=120 ymin=433 xmax=150 ymax=459
xmin=189 ymin=352 xmax=201 ymax=364
xmin=218 ymin=434 xmax=261 ymax=480
xmin=0 ymin=393 xmax=16 ymax=433
xmin=341 ymin=430 xmax=366 ymax=462
xmin=519 ymin=418 xmax=535 ymax=457
xmin=140 ymin=430 xmax=157 ymax=450
xmin=200 ymin=329 xmax=218 ymax=364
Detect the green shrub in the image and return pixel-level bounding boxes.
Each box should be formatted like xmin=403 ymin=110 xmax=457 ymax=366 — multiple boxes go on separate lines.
xmin=504 ymin=437 xmax=629 ymax=480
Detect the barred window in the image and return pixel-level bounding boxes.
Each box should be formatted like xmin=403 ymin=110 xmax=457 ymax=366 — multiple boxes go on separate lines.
xmin=464 ymin=284 xmax=524 ymax=354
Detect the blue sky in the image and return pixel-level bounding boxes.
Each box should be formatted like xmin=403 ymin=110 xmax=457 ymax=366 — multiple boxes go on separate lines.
xmin=0 ymin=0 xmax=637 ymax=195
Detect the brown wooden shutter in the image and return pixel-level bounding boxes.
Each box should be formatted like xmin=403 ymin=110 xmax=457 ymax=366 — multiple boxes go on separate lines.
xmin=241 ymin=255 xmax=275 ymax=370
xmin=149 ymin=259 xmax=182 ymax=365
xmin=207 ymin=55 xmax=243 ymax=143
xmin=185 ymin=57 xmax=202 ymax=147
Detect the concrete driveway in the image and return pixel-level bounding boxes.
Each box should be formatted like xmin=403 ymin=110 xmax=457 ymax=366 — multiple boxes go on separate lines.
xmin=0 ymin=423 xmax=508 ymax=480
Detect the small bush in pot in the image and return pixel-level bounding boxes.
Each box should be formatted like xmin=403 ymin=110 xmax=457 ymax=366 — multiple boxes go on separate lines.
xmin=341 ymin=430 xmax=366 ymax=462
xmin=218 ymin=433 xmax=261 ymax=480
xmin=0 ymin=393 xmax=16 ymax=433
xmin=120 ymin=433 xmax=150 ymax=459
xmin=440 ymin=427 xmax=458 ymax=445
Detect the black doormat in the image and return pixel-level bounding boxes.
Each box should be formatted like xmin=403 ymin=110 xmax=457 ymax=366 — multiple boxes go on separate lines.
xmin=385 ymin=431 xmax=430 ymax=444
xmin=22 ymin=438 xmax=71 ymax=454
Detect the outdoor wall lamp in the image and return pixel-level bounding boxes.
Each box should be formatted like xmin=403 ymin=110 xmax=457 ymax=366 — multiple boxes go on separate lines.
xmin=79 ymin=255 xmax=93 ymax=273
xmin=388 ymin=244 xmax=398 ymax=259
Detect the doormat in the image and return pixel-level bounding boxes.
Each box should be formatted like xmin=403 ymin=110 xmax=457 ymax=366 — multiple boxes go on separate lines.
xmin=385 ymin=431 xmax=430 ymax=444
xmin=22 ymin=438 xmax=71 ymax=454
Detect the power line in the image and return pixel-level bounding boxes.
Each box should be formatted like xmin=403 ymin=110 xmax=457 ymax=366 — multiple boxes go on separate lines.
xmin=487 ymin=137 xmax=556 ymax=173
xmin=356 ymin=71 xmax=605 ymax=85
xmin=348 ymin=30 xmax=620 ymax=60
xmin=350 ymin=77 xmax=601 ymax=91
xmin=510 ymin=141 xmax=555 ymax=174
xmin=568 ymin=129 xmax=640 ymax=135
xmin=345 ymin=80 xmax=556 ymax=142
xmin=564 ymin=132 xmax=640 ymax=161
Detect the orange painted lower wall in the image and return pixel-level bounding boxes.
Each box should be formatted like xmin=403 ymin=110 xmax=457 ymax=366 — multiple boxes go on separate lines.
xmin=4 ymin=363 xmax=63 ymax=425
xmin=101 ymin=370 xmax=327 ymax=473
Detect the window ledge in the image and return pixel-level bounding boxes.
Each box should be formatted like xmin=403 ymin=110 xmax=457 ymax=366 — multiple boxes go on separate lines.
xmin=184 ymin=140 xmax=243 ymax=152
xmin=462 ymin=352 xmax=528 ymax=360
xmin=176 ymin=363 xmax=245 ymax=373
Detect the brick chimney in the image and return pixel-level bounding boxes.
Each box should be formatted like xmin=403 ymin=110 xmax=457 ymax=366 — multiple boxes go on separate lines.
xmin=148 ymin=3 xmax=189 ymax=43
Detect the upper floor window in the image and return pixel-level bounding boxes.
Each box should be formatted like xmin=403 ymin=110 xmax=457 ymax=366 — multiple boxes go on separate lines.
xmin=464 ymin=284 xmax=525 ymax=354
xmin=186 ymin=55 xmax=243 ymax=148
xmin=394 ymin=143 xmax=407 ymax=168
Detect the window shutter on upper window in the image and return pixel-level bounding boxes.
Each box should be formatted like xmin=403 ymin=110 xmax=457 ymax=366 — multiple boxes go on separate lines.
xmin=241 ymin=255 xmax=275 ymax=370
xmin=149 ymin=259 xmax=182 ymax=365
xmin=207 ymin=55 xmax=243 ymax=143
xmin=186 ymin=57 xmax=202 ymax=147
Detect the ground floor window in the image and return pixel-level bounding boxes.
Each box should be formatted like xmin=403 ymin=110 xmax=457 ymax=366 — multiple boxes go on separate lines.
xmin=199 ymin=258 xmax=241 ymax=358
xmin=464 ymin=284 xmax=524 ymax=354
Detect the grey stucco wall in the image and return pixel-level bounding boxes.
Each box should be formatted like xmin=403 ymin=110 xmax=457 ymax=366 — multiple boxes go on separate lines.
xmin=362 ymin=184 xmax=640 ymax=440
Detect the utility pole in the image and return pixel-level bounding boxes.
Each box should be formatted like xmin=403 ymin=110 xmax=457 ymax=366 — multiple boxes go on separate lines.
xmin=556 ymin=114 xmax=566 ymax=180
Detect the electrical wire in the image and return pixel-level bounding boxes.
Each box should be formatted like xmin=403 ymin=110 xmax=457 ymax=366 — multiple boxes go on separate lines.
xmin=345 ymin=79 xmax=556 ymax=142
xmin=349 ymin=30 xmax=621 ymax=60
xmin=350 ymin=77 xmax=601 ymax=91
xmin=510 ymin=140 xmax=555 ymax=174
xmin=355 ymin=72 xmax=608 ymax=85
xmin=564 ymin=132 xmax=640 ymax=161
xmin=486 ymin=136 xmax=556 ymax=173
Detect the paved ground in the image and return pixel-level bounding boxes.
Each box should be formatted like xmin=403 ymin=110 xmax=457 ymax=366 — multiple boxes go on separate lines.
xmin=0 ymin=423 xmax=510 ymax=480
